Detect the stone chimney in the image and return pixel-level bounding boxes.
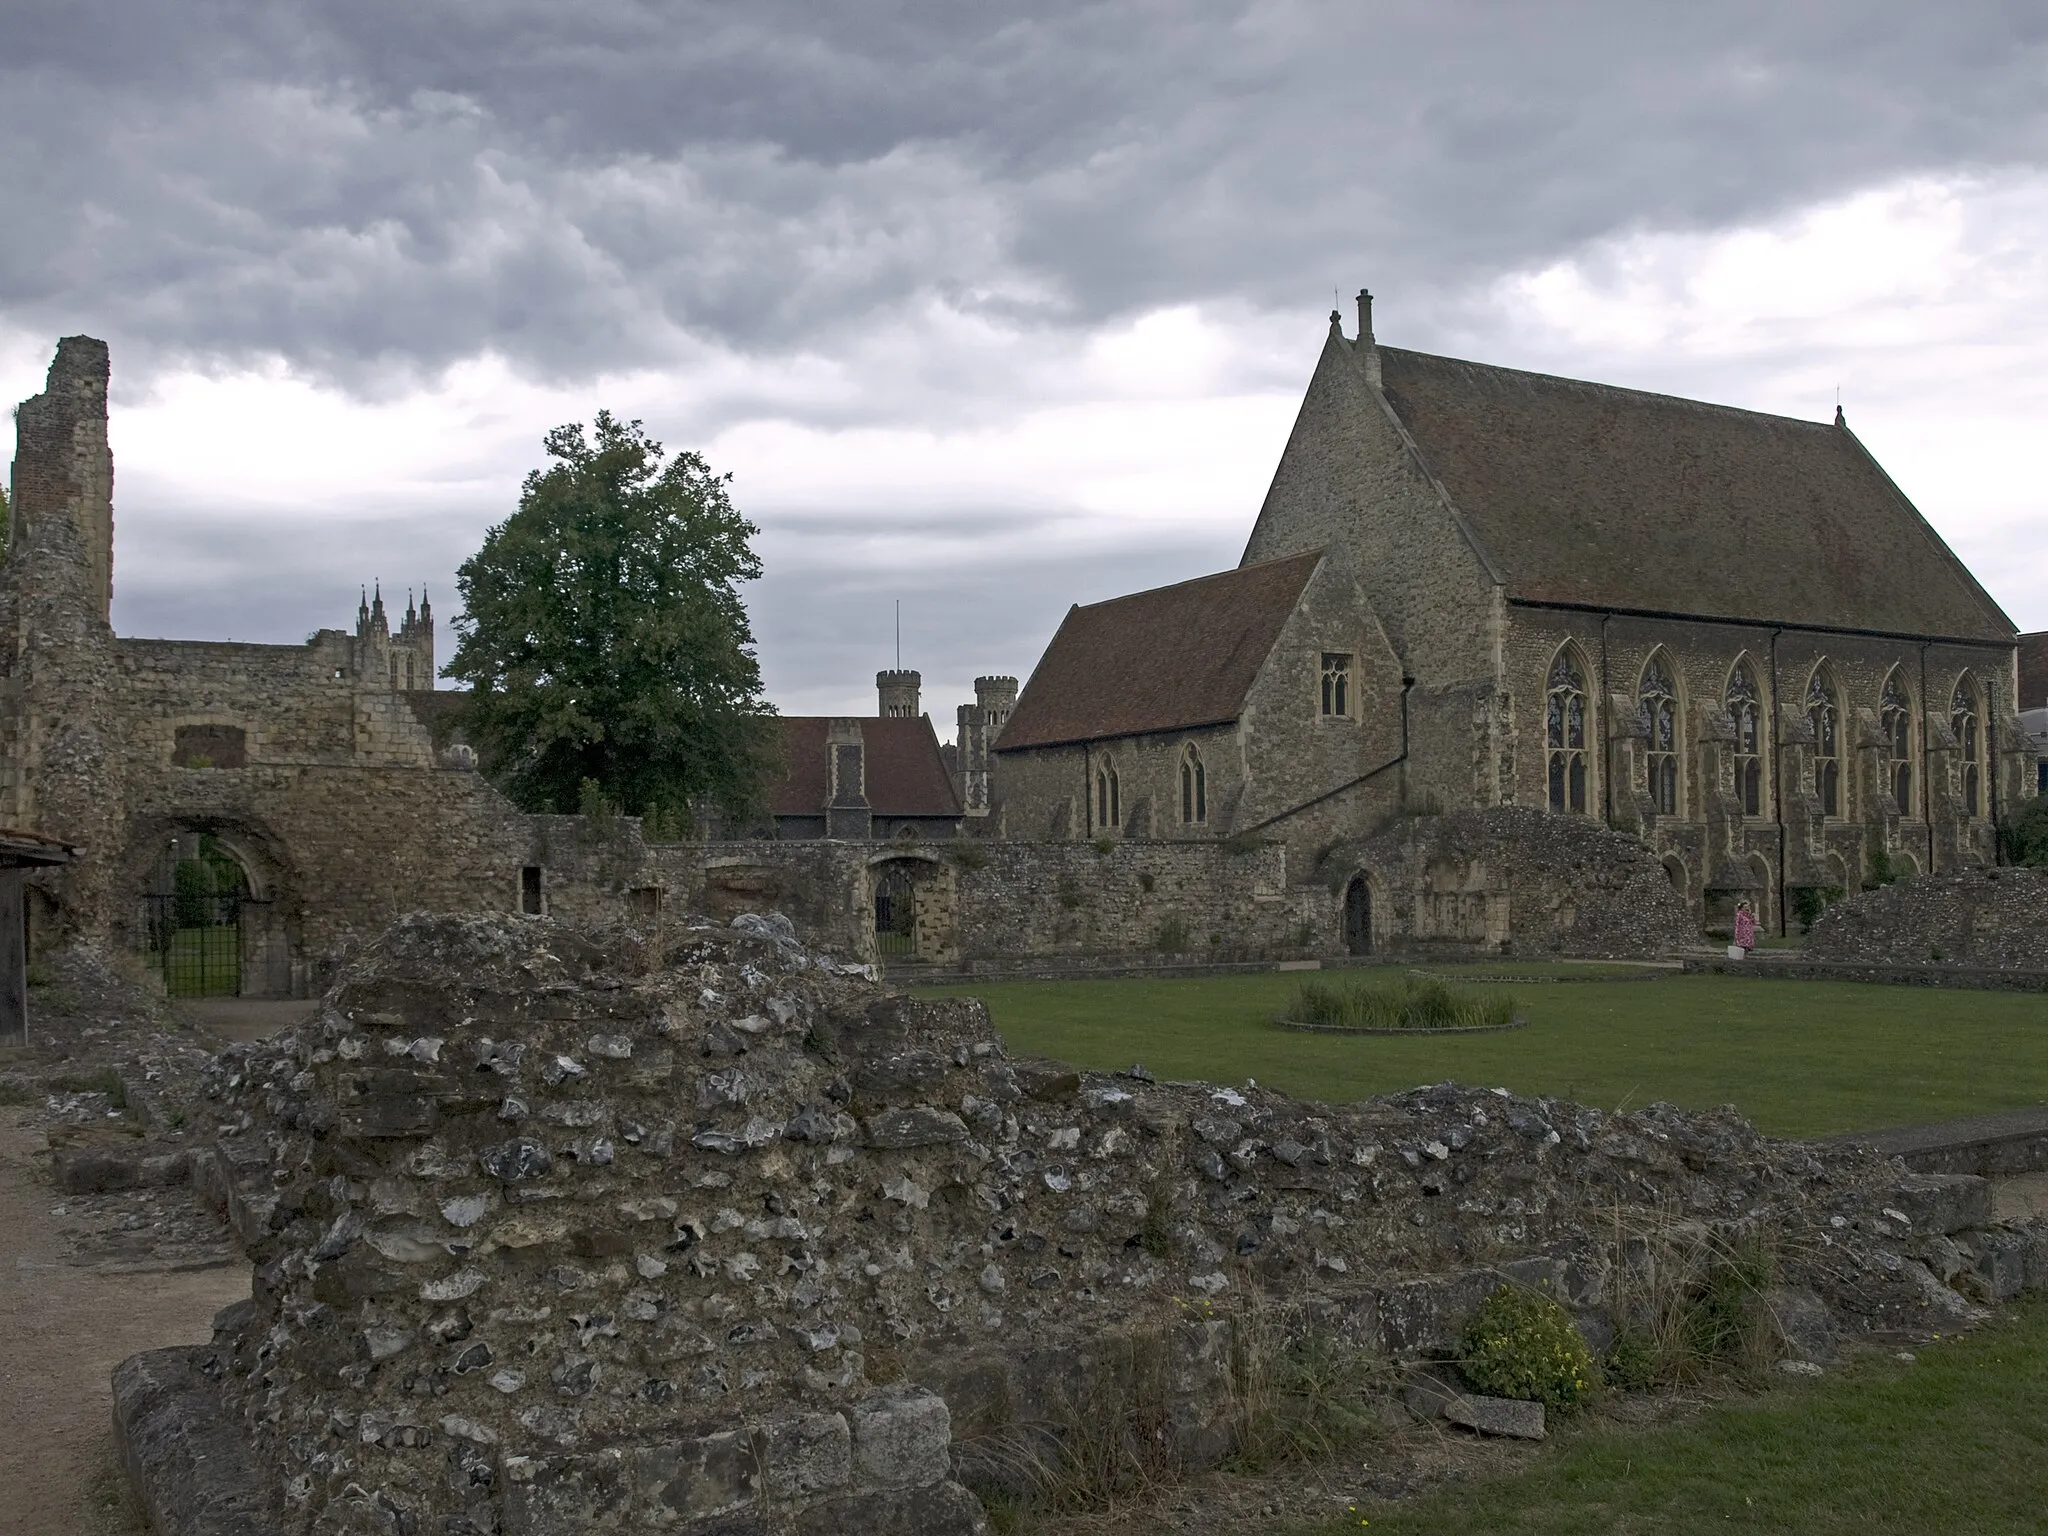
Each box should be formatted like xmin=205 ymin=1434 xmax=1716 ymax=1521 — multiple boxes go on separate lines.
xmin=1355 ymin=288 xmax=1381 ymax=387
xmin=877 ymin=669 xmax=921 ymax=718
xmin=825 ymin=718 xmax=873 ymax=839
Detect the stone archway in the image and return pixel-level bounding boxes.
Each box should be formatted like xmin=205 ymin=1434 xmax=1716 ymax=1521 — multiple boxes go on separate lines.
xmin=124 ymin=820 xmax=302 ymax=997
xmin=1343 ymin=875 xmax=1372 ymax=956
xmin=867 ymin=855 xmax=954 ymax=964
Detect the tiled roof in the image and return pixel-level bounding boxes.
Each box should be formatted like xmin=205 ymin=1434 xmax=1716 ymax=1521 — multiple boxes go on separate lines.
xmin=1377 ymin=347 xmax=2014 ymax=641
xmin=995 ymin=552 xmax=1323 ymax=751
xmin=0 ymin=827 xmax=83 ymax=866
xmin=772 ymin=716 xmax=962 ymax=818
xmin=2019 ymin=633 xmax=2048 ymax=712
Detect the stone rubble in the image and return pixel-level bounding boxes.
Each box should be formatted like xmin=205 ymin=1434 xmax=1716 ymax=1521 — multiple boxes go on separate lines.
xmin=186 ymin=910 xmax=2046 ymax=1533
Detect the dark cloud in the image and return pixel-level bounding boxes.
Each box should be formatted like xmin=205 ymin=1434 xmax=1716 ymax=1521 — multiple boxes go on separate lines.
xmin=6 ymin=2 xmax=2046 ymax=388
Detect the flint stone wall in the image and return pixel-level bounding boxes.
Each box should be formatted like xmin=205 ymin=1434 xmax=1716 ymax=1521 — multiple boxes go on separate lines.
xmin=179 ymin=910 xmax=2048 ymax=1534
xmin=1330 ymin=806 xmax=1698 ymax=957
xmin=1804 ymin=868 xmax=2048 ymax=970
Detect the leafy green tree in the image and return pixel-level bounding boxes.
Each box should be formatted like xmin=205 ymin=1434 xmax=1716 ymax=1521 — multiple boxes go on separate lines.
xmin=2000 ymin=794 xmax=2048 ymax=867
xmin=448 ymin=412 xmax=777 ymax=824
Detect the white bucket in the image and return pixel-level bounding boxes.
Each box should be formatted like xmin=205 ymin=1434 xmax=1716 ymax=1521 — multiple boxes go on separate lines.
xmin=1726 ymin=944 xmax=1746 ymax=961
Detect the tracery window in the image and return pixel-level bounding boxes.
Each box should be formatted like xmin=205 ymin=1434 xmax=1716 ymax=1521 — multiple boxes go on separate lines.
xmin=1881 ymin=670 xmax=1914 ymax=816
xmin=1807 ymin=668 xmax=1841 ymax=818
xmin=1638 ymin=653 xmax=1679 ymax=816
xmin=1095 ymin=762 xmax=1121 ymax=832
xmin=1320 ymin=653 xmax=1352 ymax=717
xmin=1726 ymin=660 xmax=1763 ymax=817
xmin=1546 ymin=648 xmax=1589 ymax=814
xmin=1179 ymin=744 xmax=1207 ymax=824
xmin=1951 ymin=677 xmax=1982 ymax=817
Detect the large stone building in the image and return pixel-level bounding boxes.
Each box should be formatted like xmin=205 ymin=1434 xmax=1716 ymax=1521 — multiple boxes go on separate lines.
xmin=995 ymin=294 xmax=2036 ymax=937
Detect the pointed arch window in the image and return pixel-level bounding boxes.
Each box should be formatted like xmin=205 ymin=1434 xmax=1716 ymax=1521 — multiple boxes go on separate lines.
xmin=1095 ymin=761 xmax=1121 ymax=832
xmin=1807 ymin=669 xmax=1841 ymax=818
xmin=1546 ymin=648 xmax=1590 ymax=814
xmin=1951 ymin=676 xmax=1982 ymax=817
xmin=1179 ymin=744 xmax=1207 ymax=824
xmin=1881 ymin=671 xmax=1914 ymax=816
xmin=1726 ymin=660 xmax=1763 ymax=817
xmin=1638 ymin=654 xmax=1679 ymax=815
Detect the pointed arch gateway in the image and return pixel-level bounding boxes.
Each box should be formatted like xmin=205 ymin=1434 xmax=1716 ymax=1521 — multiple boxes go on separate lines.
xmin=1638 ymin=650 xmax=1680 ymax=815
xmin=1546 ymin=644 xmax=1591 ymax=814
xmin=1726 ymin=656 xmax=1764 ymax=817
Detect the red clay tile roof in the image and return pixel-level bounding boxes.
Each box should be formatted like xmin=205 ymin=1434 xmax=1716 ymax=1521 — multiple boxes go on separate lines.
xmin=1378 ymin=347 xmax=2014 ymax=641
xmin=772 ymin=716 xmax=962 ymax=818
xmin=2020 ymin=633 xmax=2048 ymax=711
xmin=995 ymin=552 xmax=1323 ymax=751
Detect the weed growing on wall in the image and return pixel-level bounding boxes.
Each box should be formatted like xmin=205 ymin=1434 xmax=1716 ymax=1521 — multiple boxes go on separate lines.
xmin=1458 ymin=1285 xmax=1598 ymax=1410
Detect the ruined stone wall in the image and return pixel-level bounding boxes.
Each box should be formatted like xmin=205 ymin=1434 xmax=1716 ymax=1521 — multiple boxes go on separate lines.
xmin=542 ymin=834 xmax=1331 ymax=968
xmin=1328 ymin=805 xmax=1698 ymax=958
xmin=1804 ymin=868 xmax=2048 ymax=970
xmin=190 ymin=912 xmax=2025 ymax=1534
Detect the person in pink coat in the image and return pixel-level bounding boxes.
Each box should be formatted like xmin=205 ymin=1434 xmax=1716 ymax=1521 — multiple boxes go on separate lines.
xmin=1733 ymin=898 xmax=1758 ymax=953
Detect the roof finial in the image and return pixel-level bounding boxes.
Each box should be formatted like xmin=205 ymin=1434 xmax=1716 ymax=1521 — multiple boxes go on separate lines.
xmin=1834 ymin=388 xmax=1846 ymax=428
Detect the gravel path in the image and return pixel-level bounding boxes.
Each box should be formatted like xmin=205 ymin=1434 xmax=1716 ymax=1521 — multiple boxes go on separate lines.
xmin=0 ymin=1110 xmax=249 ymax=1536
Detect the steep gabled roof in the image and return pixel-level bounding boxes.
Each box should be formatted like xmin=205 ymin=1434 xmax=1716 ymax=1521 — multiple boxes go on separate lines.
xmin=1375 ymin=347 xmax=2014 ymax=641
xmin=772 ymin=716 xmax=961 ymax=818
xmin=996 ymin=551 xmax=1323 ymax=751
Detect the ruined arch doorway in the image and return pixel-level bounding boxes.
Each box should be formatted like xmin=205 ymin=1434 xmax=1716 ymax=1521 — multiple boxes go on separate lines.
xmin=868 ymin=856 xmax=953 ymax=964
xmin=142 ymin=832 xmax=266 ymax=996
xmin=1343 ymin=876 xmax=1372 ymax=956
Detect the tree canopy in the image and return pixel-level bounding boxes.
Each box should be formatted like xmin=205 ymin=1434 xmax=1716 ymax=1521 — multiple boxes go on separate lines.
xmin=447 ymin=412 xmax=777 ymax=824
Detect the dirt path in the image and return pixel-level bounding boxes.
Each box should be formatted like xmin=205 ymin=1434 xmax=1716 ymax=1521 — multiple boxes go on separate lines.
xmin=0 ymin=1110 xmax=250 ymax=1536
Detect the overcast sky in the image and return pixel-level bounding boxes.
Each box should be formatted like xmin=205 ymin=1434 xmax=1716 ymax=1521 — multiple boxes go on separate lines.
xmin=5 ymin=2 xmax=2046 ymax=717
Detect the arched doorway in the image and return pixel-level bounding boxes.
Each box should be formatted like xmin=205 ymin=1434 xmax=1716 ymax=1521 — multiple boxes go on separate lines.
xmin=1343 ymin=876 xmax=1372 ymax=956
xmin=141 ymin=833 xmax=267 ymax=996
xmin=873 ymin=862 xmax=918 ymax=959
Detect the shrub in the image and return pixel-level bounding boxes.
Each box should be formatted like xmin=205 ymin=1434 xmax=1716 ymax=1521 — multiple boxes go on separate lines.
xmin=1788 ymin=884 xmax=1843 ymax=933
xmin=1155 ymin=916 xmax=1190 ymax=956
xmin=949 ymin=839 xmax=989 ymax=871
xmin=1056 ymin=875 xmax=1085 ymax=910
xmin=2001 ymin=795 xmax=2048 ymax=867
xmin=1459 ymin=1285 xmax=1598 ymax=1411
xmin=1289 ymin=975 xmax=1515 ymax=1031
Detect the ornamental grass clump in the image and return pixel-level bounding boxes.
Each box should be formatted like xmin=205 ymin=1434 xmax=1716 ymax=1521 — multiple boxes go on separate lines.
xmin=1458 ymin=1285 xmax=1600 ymax=1411
xmin=1290 ymin=975 xmax=1516 ymax=1031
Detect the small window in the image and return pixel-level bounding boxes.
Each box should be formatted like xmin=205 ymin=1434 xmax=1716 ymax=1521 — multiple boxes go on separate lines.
xmin=1320 ymin=653 xmax=1352 ymax=717
xmin=1547 ymin=647 xmax=1590 ymax=814
xmin=520 ymin=866 xmax=544 ymax=915
xmin=173 ymin=724 xmax=246 ymax=770
xmin=1180 ymin=744 xmax=1207 ymax=824
xmin=1726 ymin=660 xmax=1763 ymax=817
xmin=1094 ymin=762 xmax=1120 ymax=831
xmin=1807 ymin=668 xmax=1841 ymax=818
xmin=1951 ymin=677 xmax=1982 ymax=817
xmin=1881 ymin=670 xmax=1914 ymax=815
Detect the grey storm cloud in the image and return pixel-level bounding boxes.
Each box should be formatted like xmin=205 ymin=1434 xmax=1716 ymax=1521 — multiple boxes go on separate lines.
xmin=6 ymin=1 xmax=2048 ymax=391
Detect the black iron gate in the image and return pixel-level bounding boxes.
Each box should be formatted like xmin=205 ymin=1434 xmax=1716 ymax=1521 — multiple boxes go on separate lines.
xmin=873 ymin=865 xmax=917 ymax=959
xmin=143 ymin=891 xmax=262 ymax=997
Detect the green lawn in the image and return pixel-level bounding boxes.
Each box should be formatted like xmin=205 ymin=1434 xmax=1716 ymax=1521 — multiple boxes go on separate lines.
xmin=1293 ymin=1300 xmax=2048 ymax=1536
xmin=917 ymin=970 xmax=2048 ymax=1138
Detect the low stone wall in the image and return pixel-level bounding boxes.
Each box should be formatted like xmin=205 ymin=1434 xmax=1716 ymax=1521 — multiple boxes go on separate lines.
xmin=171 ymin=910 xmax=2045 ymax=1534
xmin=1804 ymin=868 xmax=2048 ymax=970
xmin=1330 ymin=806 xmax=1698 ymax=958
xmin=1683 ymin=956 xmax=2048 ymax=993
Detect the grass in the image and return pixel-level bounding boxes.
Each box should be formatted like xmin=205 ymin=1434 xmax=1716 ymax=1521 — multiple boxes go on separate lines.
xmin=157 ymin=924 xmax=242 ymax=998
xmin=917 ymin=970 xmax=2048 ymax=1138
xmin=1294 ymin=1300 xmax=2048 ymax=1536
xmin=1290 ymin=975 xmax=1517 ymax=1031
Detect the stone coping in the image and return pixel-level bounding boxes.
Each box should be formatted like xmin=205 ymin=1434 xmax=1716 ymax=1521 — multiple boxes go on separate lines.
xmin=1682 ymin=956 xmax=2048 ymax=993
xmin=1829 ymin=1103 xmax=2048 ymax=1177
xmin=1273 ymin=1015 xmax=1530 ymax=1037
